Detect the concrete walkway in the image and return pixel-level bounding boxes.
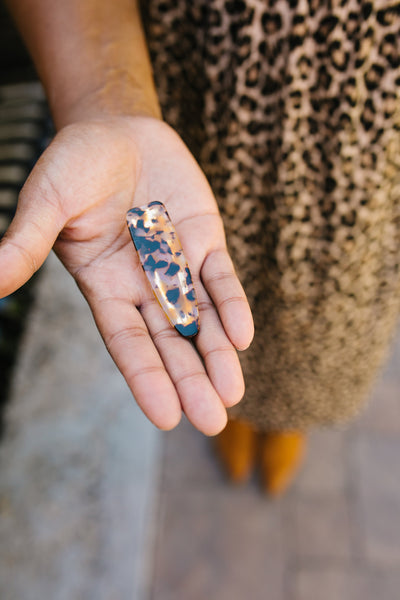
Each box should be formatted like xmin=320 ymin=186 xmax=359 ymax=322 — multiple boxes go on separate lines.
xmin=151 ymin=352 xmax=400 ymax=600
xmin=1 ymin=250 xmax=400 ymax=600
xmin=0 ymin=254 xmax=162 ymax=600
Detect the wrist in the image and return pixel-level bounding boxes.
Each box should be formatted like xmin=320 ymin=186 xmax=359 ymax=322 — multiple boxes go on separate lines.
xmin=6 ymin=0 xmax=162 ymax=130
xmin=49 ymin=68 xmax=162 ymax=130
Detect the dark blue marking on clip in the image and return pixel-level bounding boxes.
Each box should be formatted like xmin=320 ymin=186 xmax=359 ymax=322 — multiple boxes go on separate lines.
xmin=185 ymin=267 xmax=193 ymax=286
xmin=129 ymin=208 xmax=145 ymax=217
xmin=143 ymin=255 xmax=156 ymax=271
xmin=175 ymin=321 xmax=199 ymax=338
xmin=185 ymin=289 xmax=196 ymax=302
xmin=132 ymin=236 xmax=160 ymax=255
xmin=136 ymin=219 xmax=150 ymax=233
xmin=166 ymin=288 xmax=180 ymax=305
xmin=165 ymin=263 xmax=180 ymax=277
xmin=160 ymin=241 xmax=173 ymax=255
xmin=155 ymin=260 xmax=169 ymax=270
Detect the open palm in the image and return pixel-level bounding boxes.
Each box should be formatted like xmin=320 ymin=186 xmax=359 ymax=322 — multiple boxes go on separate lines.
xmin=0 ymin=115 xmax=254 ymax=435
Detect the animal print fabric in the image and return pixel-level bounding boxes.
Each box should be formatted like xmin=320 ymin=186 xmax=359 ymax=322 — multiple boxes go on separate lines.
xmin=140 ymin=0 xmax=400 ymax=430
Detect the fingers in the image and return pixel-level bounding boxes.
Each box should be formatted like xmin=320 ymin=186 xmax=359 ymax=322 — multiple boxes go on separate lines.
xmin=90 ymin=295 xmax=183 ymax=431
xmin=140 ymin=297 xmax=228 ymax=436
xmin=201 ymin=248 xmax=254 ymax=350
xmin=0 ymin=176 xmax=65 ymax=298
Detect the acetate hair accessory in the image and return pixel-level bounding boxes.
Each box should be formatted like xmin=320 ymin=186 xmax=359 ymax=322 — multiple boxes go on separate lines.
xmin=126 ymin=201 xmax=200 ymax=337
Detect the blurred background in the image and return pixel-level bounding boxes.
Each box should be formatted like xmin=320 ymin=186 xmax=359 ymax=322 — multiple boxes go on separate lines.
xmin=1 ymin=4 xmax=400 ymax=599
xmin=0 ymin=2 xmax=50 ymax=431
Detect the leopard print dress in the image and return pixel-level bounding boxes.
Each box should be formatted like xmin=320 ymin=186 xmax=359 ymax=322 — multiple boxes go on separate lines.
xmin=140 ymin=0 xmax=400 ymax=430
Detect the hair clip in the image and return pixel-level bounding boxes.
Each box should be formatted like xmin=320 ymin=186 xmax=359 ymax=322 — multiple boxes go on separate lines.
xmin=126 ymin=201 xmax=199 ymax=337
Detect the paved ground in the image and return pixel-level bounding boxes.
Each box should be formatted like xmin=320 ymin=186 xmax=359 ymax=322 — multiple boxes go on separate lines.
xmin=150 ymin=335 xmax=400 ymax=600
xmin=0 ymin=254 xmax=162 ymax=600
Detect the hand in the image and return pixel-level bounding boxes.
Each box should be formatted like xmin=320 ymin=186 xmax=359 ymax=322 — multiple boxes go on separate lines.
xmin=0 ymin=116 xmax=254 ymax=435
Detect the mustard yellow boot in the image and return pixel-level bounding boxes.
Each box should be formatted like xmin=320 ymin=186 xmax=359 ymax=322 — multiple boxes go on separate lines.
xmin=213 ymin=418 xmax=257 ymax=484
xmin=259 ymin=431 xmax=307 ymax=496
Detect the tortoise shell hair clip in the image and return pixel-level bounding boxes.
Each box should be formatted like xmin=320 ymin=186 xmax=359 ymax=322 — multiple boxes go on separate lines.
xmin=126 ymin=201 xmax=200 ymax=337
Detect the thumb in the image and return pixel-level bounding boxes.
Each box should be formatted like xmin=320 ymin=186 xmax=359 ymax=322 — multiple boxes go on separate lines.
xmin=0 ymin=172 xmax=66 ymax=298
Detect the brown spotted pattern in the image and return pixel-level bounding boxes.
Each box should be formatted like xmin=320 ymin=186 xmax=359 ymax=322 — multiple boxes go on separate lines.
xmin=140 ymin=0 xmax=400 ymax=429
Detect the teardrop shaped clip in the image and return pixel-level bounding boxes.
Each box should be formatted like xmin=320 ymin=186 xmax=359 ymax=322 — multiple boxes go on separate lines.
xmin=126 ymin=201 xmax=199 ymax=337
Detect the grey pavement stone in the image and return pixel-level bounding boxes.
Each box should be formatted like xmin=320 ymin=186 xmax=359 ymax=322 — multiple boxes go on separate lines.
xmin=292 ymin=429 xmax=348 ymax=496
xmin=161 ymin=416 xmax=227 ymax=491
xmin=287 ymin=493 xmax=353 ymax=562
xmin=152 ymin=488 xmax=285 ymax=600
xmin=350 ymin=433 xmax=400 ymax=568
xmin=350 ymin=570 xmax=400 ymax=600
xmin=290 ymin=566 xmax=351 ymax=600
xmin=288 ymin=562 xmax=400 ymax=600
xmin=356 ymin=379 xmax=400 ymax=434
xmin=0 ymin=252 xmax=162 ymax=600
xmin=290 ymin=566 xmax=400 ymax=600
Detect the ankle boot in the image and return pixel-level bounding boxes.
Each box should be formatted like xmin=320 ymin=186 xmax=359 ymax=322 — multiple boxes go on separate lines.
xmin=259 ymin=431 xmax=307 ymax=496
xmin=213 ymin=418 xmax=257 ymax=483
